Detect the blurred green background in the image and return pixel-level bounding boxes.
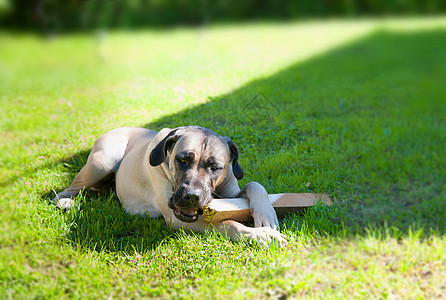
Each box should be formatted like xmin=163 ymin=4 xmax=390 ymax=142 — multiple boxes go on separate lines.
xmin=1 ymin=0 xmax=446 ymax=32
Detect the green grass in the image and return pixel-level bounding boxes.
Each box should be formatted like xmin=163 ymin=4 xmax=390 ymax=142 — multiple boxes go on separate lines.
xmin=1 ymin=18 xmax=446 ymax=298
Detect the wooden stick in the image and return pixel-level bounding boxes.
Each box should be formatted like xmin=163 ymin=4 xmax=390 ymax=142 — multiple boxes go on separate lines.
xmin=201 ymin=193 xmax=332 ymax=223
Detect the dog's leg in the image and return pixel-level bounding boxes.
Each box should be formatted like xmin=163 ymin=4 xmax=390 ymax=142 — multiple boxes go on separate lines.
xmin=216 ymin=171 xmax=279 ymax=229
xmin=213 ymin=220 xmax=287 ymax=247
xmin=169 ymin=218 xmax=287 ymax=247
xmin=237 ymin=182 xmax=279 ymax=229
xmin=53 ymin=130 xmax=129 ymax=209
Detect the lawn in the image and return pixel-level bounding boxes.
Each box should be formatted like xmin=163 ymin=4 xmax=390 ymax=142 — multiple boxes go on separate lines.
xmin=1 ymin=17 xmax=445 ymax=298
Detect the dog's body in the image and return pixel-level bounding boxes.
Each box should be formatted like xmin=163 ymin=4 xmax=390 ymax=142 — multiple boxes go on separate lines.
xmin=53 ymin=126 xmax=286 ymax=246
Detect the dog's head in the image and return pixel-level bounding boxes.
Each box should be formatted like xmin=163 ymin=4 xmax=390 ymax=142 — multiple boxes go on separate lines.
xmin=149 ymin=126 xmax=244 ymax=223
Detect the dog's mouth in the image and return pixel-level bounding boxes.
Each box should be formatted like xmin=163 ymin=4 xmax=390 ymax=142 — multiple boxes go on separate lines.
xmin=169 ymin=196 xmax=204 ymax=223
xmin=172 ymin=207 xmax=204 ymax=223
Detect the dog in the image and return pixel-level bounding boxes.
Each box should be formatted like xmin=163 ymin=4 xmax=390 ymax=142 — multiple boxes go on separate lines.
xmin=53 ymin=126 xmax=286 ymax=246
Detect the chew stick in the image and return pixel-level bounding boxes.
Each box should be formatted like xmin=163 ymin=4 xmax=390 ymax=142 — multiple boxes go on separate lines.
xmin=202 ymin=193 xmax=332 ymax=223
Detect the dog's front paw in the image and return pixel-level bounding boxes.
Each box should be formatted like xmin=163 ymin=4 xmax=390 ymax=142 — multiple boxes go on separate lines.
xmin=53 ymin=197 xmax=75 ymax=209
xmin=244 ymin=181 xmax=279 ymax=229
xmin=246 ymin=227 xmax=287 ymax=248
xmin=251 ymin=204 xmax=279 ymax=230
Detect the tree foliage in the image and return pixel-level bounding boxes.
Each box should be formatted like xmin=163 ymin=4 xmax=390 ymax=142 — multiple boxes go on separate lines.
xmin=2 ymin=0 xmax=446 ymax=32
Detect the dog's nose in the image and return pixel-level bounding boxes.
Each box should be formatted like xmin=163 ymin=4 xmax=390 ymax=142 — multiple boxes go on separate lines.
xmin=183 ymin=190 xmax=200 ymax=203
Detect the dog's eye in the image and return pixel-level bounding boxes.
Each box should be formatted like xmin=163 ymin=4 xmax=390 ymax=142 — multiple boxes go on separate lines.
xmin=210 ymin=165 xmax=221 ymax=171
xmin=177 ymin=158 xmax=188 ymax=164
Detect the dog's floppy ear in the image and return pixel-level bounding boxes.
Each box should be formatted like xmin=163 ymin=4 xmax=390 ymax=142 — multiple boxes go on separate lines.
xmin=223 ymin=137 xmax=244 ymax=180
xmin=149 ymin=129 xmax=178 ymax=166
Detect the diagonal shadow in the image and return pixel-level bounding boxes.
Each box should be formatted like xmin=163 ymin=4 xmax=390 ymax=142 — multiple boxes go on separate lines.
xmin=48 ymin=28 xmax=446 ymax=253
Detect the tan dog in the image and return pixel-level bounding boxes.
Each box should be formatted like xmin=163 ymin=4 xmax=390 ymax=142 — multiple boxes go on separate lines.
xmin=53 ymin=126 xmax=286 ymax=246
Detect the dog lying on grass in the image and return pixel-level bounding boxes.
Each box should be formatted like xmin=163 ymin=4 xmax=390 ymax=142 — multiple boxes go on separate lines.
xmin=53 ymin=126 xmax=286 ymax=246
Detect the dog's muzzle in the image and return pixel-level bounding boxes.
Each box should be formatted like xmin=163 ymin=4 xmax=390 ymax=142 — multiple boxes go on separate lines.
xmin=168 ymin=197 xmax=204 ymax=223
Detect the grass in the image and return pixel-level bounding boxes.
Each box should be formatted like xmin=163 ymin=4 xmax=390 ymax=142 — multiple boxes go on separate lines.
xmin=1 ymin=17 xmax=446 ymax=298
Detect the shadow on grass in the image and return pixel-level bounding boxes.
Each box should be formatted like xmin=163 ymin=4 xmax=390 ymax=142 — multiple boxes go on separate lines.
xmin=143 ymin=29 xmax=446 ymax=236
xmin=62 ymin=190 xmax=171 ymax=253
xmin=50 ymin=28 xmax=446 ymax=253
